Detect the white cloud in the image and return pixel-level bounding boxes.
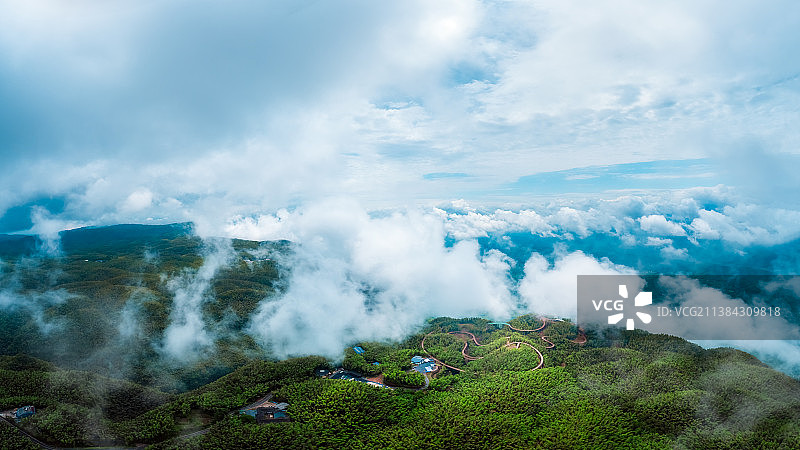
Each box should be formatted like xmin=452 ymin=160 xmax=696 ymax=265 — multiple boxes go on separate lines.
xmin=518 ymin=251 xmax=633 ymax=319
xmin=660 ymin=245 xmax=689 ymax=260
xmin=645 ymin=237 xmax=673 ymax=247
xmin=494 ymin=209 xmax=554 ymax=235
xmin=645 ymin=276 xmax=798 ymax=340
xmin=121 ymin=189 xmax=154 ymax=213
xmin=689 ymin=216 xmax=720 ymax=240
xmin=694 ymin=340 xmax=800 ymax=379
xmin=1 ymin=1 xmax=799 ymax=227
xmin=433 ymin=189 xmax=800 ymax=249
xmin=688 ymin=206 xmax=800 ymax=246
xmin=29 ymin=207 xmax=85 ymax=255
xmin=0 ymin=262 xmax=70 ymax=335
xmin=244 ymin=200 xmax=516 ymax=358
xmin=638 ymin=214 xmax=687 ymax=236
xmin=159 ymin=239 xmax=235 ymax=361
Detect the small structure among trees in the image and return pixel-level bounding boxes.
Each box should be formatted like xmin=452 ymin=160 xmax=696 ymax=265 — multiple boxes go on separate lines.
xmin=255 ymin=406 xmax=290 ymax=424
xmin=411 ymin=357 xmax=438 ymax=374
xmin=15 ymin=405 xmax=35 ymax=420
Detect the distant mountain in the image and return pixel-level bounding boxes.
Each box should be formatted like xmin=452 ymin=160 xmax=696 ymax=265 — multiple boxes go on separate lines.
xmin=0 ymin=223 xmax=194 ymax=258
xmin=0 ymin=234 xmax=36 ymax=258
xmin=0 ymin=223 xmax=287 ymax=392
xmin=59 ymin=223 xmax=196 ymax=253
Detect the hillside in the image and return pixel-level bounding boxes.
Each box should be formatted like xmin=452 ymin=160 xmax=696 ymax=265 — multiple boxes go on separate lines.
xmin=0 ymin=224 xmax=288 ymax=391
xmin=1 ymin=316 xmax=799 ymax=449
xmin=2 ymin=225 xmax=800 ymax=448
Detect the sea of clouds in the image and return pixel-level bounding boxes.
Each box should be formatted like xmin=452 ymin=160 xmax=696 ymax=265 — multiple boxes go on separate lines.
xmin=215 ymin=189 xmax=800 ymax=375
xmin=2 ymin=0 xmax=799 ymax=377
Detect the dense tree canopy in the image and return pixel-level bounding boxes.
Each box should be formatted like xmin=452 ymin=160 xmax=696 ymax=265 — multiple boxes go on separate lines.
xmin=1 ymin=229 xmax=799 ymax=448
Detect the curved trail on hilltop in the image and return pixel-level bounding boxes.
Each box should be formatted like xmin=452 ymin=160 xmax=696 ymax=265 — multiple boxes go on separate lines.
xmin=490 ymin=318 xmax=557 ymax=349
xmin=424 ymin=325 xmax=546 ymax=372
xmin=449 ymin=331 xmax=487 ymax=361
xmin=571 ymin=329 xmax=587 ymax=344
xmin=494 ymin=318 xmax=586 ymax=346
xmin=421 ymin=331 xmax=465 ymax=372
xmin=491 ymin=317 xmax=548 ymax=333
xmin=422 ymin=319 xmax=587 ymax=373
xmin=508 ymin=341 xmax=545 ymax=370
xmin=449 ymin=330 xmax=488 ymax=346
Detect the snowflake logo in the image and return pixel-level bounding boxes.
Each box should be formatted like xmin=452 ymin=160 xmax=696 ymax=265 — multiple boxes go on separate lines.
xmin=607 ymin=285 xmax=652 ymax=330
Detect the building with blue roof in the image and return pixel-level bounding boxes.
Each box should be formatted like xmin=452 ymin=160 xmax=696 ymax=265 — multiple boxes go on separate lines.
xmin=414 ymin=358 xmax=439 ymax=374
xmin=410 ymin=355 xmax=438 ymax=374
xmin=353 ymin=346 xmax=365 ymax=354
xmin=15 ymin=405 xmax=35 ymax=420
xmin=413 ymin=361 xmax=438 ymax=373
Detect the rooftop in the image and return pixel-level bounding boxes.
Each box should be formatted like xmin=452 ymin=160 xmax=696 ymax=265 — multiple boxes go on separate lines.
xmin=413 ymin=361 xmax=438 ymax=374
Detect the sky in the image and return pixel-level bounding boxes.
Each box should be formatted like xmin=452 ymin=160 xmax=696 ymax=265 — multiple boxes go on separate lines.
xmin=1 ymin=0 xmax=799 ymax=234
xmin=2 ymin=1 xmax=800 ymax=375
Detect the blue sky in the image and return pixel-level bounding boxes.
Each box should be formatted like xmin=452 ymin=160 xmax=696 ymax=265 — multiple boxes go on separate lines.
xmin=0 ymin=0 xmax=799 ymax=233
xmin=4 ymin=1 xmax=800 ymax=373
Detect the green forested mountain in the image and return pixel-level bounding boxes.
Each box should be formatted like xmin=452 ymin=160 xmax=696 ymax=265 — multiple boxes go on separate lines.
xmin=1 ymin=317 xmax=799 ymax=449
xmin=1 ymin=225 xmax=800 ymax=449
xmin=0 ymin=224 xmax=287 ymax=391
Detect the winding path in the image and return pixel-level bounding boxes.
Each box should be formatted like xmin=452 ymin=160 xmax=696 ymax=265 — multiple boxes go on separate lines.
xmin=241 ymin=393 xmax=273 ymax=411
xmin=424 ymin=326 xmax=545 ymax=372
xmin=448 ymin=331 xmax=487 ymax=361
xmin=492 ymin=318 xmax=586 ymax=345
xmin=489 ymin=318 xmax=556 ymax=349
xmin=422 ymin=319 xmax=588 ymax=374
xmin=489 ymin=317 xmax=548 ymax=333
xmin=571 ymin=328 xmax=587 ymax=344
xmin=448 ymin=330 xmax=488 ymax=347
xmin=173 ymin=428 xmax=211 ymax=442
xmin=420 ymin=331 xmax=465 ymax=372
xmin=505 ymin=341 xmax=545 ymax=370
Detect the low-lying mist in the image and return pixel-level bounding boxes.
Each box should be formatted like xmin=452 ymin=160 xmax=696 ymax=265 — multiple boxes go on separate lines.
xmin=2 ymin=191 xmax=800 ymax=386
xmin=225 ymin=195 xmax=800 ymax=373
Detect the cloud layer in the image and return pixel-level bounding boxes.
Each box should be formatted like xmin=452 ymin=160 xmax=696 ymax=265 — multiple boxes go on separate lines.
xmin=241 ymin=200 xmax=516 ymax=358
xmin=1 ymin=1 xmax=799 ymax=375
xmin=159 ymin=238 xmax=235 ymax=360
xmin=228 ymin=191 xmax=800 ymax=359
xmin=2 ymin=1 xmax=799 ymax=231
